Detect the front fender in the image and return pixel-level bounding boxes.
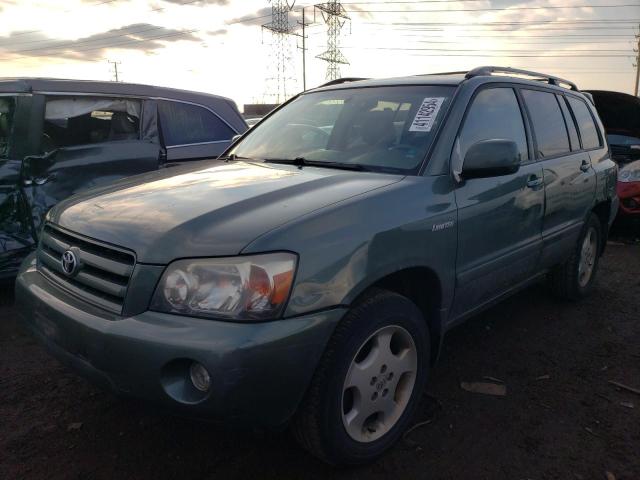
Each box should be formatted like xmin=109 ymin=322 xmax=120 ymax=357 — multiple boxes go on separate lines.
xmin=241 ymin=175 xmax=458 ymax=321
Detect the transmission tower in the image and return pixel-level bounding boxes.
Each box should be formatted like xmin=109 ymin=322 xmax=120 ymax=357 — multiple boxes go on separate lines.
xmin=262 ymin=0 xmax=296 ymax=103
xmin=315 ymin=1 xmax=349 ymax=80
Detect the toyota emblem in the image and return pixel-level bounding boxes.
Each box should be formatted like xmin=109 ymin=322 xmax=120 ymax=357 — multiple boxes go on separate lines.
xmin=61 ymin=250 xmax=78 ymax=276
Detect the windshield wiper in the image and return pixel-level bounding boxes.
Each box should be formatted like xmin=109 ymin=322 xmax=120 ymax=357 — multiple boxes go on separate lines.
xmin=217 ymin=153 xmax=255 ymax=162
xmin=265 ymin=157 xmax=368 ymax=171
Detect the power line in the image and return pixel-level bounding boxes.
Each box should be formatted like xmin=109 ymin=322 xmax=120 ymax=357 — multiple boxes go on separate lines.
xmin=348 ymin=3 xmax=640 ymax=13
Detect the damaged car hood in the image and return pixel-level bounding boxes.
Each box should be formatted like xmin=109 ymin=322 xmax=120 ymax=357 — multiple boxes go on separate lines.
xmin=49 ymin=161 xmax=402 ymax=263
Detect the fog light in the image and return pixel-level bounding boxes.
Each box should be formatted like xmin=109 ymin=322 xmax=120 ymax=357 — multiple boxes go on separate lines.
xmin=189 ymin=362 xmax=211 ymax=392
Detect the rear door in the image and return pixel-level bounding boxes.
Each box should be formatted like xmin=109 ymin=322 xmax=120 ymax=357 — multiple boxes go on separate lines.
xmin=20 ymin=95 xmax=161 ymax=233
xmin=520 ymin=89 xmax=597 ymax=269
xmin=452 ymin=86 xmax=545 ymax=318
xmin=157 ymin=100 xmax=240 ymax=163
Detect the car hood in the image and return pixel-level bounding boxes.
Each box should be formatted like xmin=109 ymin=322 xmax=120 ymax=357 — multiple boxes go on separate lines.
xmin=49 ymin=161 xmax=402 ymax=263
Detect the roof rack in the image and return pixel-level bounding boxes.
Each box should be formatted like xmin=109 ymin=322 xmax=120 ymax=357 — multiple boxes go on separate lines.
xmin=465 ymin=66 xmax=578 ymax=91
xmin=415 ymin=71 xmax=468 ymax=77
xmin=318 ymin=77 xmax=368 ymax=88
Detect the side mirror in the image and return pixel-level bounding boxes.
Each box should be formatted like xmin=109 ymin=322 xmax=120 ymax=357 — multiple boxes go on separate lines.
xmin=231 ymin=134 xmax=242 ymax=144
xmin=461 ymin=139 xmax=521 ymax=179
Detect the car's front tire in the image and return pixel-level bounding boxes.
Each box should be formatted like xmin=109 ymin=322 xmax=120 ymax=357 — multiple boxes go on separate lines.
xmin=292 ymin=289 xmax=430 ymax=465
xmin=549 ymin=213 xmax=603 ymax=300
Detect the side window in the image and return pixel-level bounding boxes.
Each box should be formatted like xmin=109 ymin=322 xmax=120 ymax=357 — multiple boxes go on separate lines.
xmin=558 ymin=95 xmax=580 ymax=151
xmin=43 ymin=97 xmax=141 ymax=151
xmin=158 ymin=101 xmax=235 ymax=146
xmin=0 ymin=96 xmax=16 ymax=159
xmin=521 ymin=90 xmax=570 ymax=158
xmin=458 ymin=87 xmax=528 ymax=164
xmin=567 ymin=96 xmax=601 ymax=150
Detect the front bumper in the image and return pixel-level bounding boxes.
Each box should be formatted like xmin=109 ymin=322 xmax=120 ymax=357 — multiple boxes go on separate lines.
xmin=15 ymin=254 xmax=346 ymax=427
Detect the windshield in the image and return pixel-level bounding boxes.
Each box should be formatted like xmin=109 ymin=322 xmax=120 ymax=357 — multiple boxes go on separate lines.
xmin=231 ymin=85 xmax=455 ymax=173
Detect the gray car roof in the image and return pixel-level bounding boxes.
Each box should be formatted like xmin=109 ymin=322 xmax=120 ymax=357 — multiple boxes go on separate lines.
xmin=310 ymin=72 xmax=587 ymax=98
xmin=0 ymin=77 xmax=247 ymax=132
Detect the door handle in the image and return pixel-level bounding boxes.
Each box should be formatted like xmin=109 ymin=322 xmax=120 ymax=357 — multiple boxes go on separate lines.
xmin=526 ymin=175 xmax=544 ymax=188
xmin=580 ymin=160 xmax=591 ymax=172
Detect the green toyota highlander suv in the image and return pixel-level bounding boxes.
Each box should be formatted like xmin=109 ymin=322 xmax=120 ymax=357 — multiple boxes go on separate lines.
xmin=15 ymin=67 xmax=618 ymax=465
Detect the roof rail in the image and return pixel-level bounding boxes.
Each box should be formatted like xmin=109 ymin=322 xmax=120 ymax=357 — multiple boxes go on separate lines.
xmin=465 ymin=66 xmax=578 ymax=91
xmin=415 ymin=71 xmax=468 ymax=77
xmin=318 ymin=77 xmax=368 ymax=88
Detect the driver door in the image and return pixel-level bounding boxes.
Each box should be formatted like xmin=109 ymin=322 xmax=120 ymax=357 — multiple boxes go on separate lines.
xmin=452 ymin=86 xmax=545 ymax=319
xmin=21 ymin=141 xmax=161 ymax=233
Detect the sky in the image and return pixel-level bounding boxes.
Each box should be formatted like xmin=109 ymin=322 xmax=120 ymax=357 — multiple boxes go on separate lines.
xmin=0 ymin=0 xmax=638 ymax=111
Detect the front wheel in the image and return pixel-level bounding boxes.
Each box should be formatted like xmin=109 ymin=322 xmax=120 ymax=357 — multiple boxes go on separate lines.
xmin=292 ymin=289 xmax=429 ymax=465
xmin=549 ymin=213 xmax=602 ymax=300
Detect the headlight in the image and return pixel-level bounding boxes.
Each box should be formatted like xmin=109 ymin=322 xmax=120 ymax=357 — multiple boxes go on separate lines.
xmin=150 ymin=252 xmax=297 ymax=321
xmin=618 ymin=160 xmax=640 ymax=183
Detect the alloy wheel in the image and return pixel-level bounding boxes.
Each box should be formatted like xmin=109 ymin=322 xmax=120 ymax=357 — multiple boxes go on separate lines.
xmin=341 ymin=325 xmax=418 ymax=443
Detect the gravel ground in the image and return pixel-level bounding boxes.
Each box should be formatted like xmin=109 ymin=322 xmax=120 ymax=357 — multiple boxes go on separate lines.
xmin=1 ymin=241 xmax=639 ymax=480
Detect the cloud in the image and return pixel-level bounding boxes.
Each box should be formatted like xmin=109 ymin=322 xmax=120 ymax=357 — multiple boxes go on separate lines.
xmin=0 ymin=23 xmax=201 ymax=61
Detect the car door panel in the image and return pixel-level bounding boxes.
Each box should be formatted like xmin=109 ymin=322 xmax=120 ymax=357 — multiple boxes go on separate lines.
xmin=539 ymin=152 xmax=596 ymax=268
xmin=453 ymin=165 xmax=544 ymax=317
xmin=451 ymin=86 xmax=544 ymax=319
xmin=21 ymin=141 xmax=160 ymax=232
xmin=164 ymin=141 xmax=230 ymax=163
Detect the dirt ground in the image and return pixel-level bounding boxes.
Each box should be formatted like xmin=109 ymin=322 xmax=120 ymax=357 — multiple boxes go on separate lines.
xmin=1 ymin=235 xmax=639 ymax=480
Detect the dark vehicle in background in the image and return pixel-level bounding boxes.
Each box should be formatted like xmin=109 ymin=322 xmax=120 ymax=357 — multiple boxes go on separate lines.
xmin=0 ymin=78 xmax=247 ymax=279
xmin=587 ymin=90 xmax=640 ymax=219
xmin=16 ymin=67 xmax=618 ymax=465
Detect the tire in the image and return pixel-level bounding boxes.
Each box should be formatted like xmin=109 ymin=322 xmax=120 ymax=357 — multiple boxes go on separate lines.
xmin=292 ymin=289 xmax=430 ymax=465
xmin=549 ymin=213 xmax=602 ymax=300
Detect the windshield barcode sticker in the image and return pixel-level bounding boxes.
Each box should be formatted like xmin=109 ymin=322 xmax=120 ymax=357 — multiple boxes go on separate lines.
xmin=409 ymin=97 xmax=445 ymax=132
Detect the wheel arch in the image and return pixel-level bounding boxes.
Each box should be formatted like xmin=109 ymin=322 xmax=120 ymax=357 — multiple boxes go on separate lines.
xmin=351 ymin=266 xmax=444 ymax=365
xmin=591 ymin=199 xmax=612 ymax=254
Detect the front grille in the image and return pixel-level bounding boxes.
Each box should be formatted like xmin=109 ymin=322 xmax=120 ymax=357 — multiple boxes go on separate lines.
xmin=37 ymin=224 xmax=135 ymax=314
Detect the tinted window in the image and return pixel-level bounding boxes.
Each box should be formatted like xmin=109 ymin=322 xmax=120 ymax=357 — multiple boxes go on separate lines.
xmin=567 ymin=97 xmax=601 ymax=150
xmin=522 ymin=90 xmax=570 ymax=157
xmin=458 ymin=87 xmax=528 ymax=164
xmin=558 ymin=95 xmax=580 ymax=151
xmin=159 ymin=101 xmax=235 ymax=146
xmin=0 ymin=97 xmax=15 ymax=159
xmin=233 ymin=85 xmax=455 ymax=173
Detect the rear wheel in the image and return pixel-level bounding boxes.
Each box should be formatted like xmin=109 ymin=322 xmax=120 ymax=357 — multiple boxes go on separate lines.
xmin=549 ymin=213 xmax=602 ymax=300
xmin=292 ymin=289 xmax=429 ymax=465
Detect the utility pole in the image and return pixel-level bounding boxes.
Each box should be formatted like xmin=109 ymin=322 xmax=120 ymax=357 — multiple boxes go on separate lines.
xmin=634 ymin=30 xmax=639 ymax=96
xmin=108 ymin=60 xmax=122 ymax=82
xmin=297 ymin=6 xmax=311 ymax=91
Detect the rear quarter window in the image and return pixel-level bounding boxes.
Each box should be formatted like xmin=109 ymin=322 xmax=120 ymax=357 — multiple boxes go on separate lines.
xmin=567 ymin=96 xmax=602 ymax=150
xmin=158 ymin=101 xmax=235 ymax=146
